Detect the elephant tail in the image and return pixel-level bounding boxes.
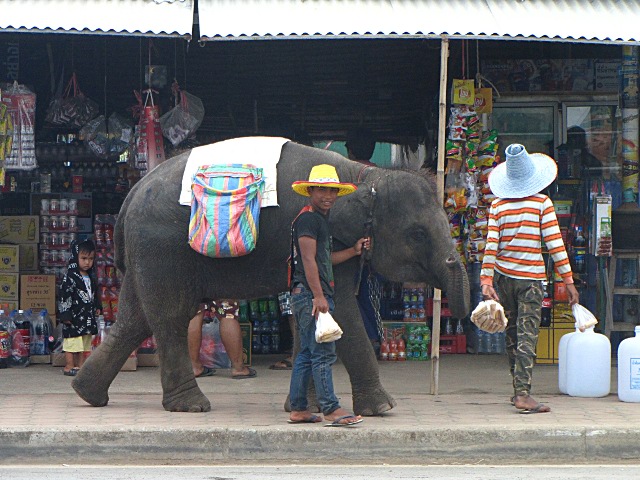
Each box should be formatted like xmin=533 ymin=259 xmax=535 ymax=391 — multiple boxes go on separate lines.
xmin=114 ymin=193 xmax=131 ymax=275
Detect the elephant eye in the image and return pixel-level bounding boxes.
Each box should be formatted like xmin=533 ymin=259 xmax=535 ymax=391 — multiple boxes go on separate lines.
xmin=408 ymin=228 xmax=427 ymax=243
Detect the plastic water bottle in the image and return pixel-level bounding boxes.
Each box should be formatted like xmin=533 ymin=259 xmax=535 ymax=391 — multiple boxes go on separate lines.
xmin=558 ymin=325 xmax=580 ymax=394
xmin=617 ymin=326 xmax=640 ymax=402
xmin=270 ymin=318 xmax=280 ymax=353
xmin=566 ymin=327 xmax=611 ymax=397
xmin=481 ymin=330 xmax=491 ymax=354
xmin=260 ymin=319 xmax=271 ymax=353
xmin=251 ymin=317 xmax=261 ymax=353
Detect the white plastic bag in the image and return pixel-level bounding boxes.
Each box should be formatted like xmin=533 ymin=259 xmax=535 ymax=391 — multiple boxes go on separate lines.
xmin=572 ymin=304 xmax=598 ymax=331
xmin=470 ymin=300 xmax=508 ymax=333
xmin=315 ymin=311 xmax=343 ymax=343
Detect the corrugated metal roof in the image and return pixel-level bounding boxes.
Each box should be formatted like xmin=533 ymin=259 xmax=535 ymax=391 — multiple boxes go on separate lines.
xmin=0 ymin=0 xmax=194 ymax=38
xmin=198 ymin=0 xmax=640 ymax=44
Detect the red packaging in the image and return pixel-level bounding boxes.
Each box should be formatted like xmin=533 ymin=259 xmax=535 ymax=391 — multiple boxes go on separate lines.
xmin=72 ymin=175 xmax=83 ymax=193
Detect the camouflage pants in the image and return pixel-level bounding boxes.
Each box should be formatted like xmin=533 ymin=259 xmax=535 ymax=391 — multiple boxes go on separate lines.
xmin=494 ymin=272 xmax=543 ymax=397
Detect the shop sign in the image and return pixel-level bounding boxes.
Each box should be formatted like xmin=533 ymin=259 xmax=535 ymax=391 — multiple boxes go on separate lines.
xmin=451 ymin=79 xmax=475 ymax=105
xmin=595 ymin=61 xmax=620 ymax=92
xmin=474 ymin=88 xmax=493 ymax=114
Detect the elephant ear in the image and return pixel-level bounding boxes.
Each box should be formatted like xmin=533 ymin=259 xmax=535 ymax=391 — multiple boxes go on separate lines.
xmin=330 ymin=184 xmax=371 ymax=250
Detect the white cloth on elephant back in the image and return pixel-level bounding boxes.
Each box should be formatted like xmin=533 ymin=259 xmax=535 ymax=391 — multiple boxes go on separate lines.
xmin=179 ymin=136 xmax=289 ymax=208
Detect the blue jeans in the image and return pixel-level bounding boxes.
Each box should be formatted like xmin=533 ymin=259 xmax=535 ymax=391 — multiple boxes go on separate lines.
xmin=289 ymin=286 xmax=340 ymax=415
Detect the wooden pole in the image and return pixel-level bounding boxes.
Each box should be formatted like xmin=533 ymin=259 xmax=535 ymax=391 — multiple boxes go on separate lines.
xmin=431 ymin=36 xmax=449 ymax=396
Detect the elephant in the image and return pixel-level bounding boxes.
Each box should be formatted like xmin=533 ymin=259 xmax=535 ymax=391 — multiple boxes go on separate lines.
xmin=72 ymin=138 xmax=470 ymax=415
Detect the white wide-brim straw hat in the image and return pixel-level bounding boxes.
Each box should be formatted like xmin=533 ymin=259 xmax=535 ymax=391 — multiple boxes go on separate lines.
xmin=292 ymin=164 xmax=357 ymax=197
xmin=488 ymin=144 xmax=558 ymax=199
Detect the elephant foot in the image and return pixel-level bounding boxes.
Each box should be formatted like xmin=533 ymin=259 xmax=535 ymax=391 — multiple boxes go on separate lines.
xmin=72 ymin=374 xmax=109 ymax=407
xmin=163 ymin=389 xmax=211 ymax=412
xmin=353 ymin=387 xmax=397 ymax=416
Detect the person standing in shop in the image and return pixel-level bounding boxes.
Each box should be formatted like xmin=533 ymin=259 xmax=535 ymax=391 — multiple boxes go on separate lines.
xmin=58 ymin=239 xmax=102 ymax=376
xmin=288 ymin=164 xmax=367 ymax=426
xmin=188 ymin=300 xmax=256 ymax=379
xmin=481 ymin=144 xmax=579 ymax=414
xmin=345 ymin=128 xmax=384 ymax=354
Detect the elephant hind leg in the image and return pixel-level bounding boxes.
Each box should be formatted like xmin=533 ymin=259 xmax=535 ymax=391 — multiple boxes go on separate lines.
xmin=72 ymin=279 xmax=152 ymax=407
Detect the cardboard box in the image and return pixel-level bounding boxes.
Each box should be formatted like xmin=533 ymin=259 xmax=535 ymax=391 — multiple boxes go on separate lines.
xmin=19 ymin=243 xmax=39 ymax=271
xmin=0 ymin=273 xmax=19 ymax=300
xmin=120 ymin=354 xmax=138 ymax=371
xmin=30 ymin=354 xmax=52 ymax=364
xmin=0 ymin=244 xmax=19 ymax=272
xmin=0 ymin=216 xmax=39 ymax=244
xmin=0 ymin=299 xmax=19 ymax=312
xmin=137 ymin=353 xmax=160 ymax=367
xmin=51 ymin=352 xmax=66 ymax=367
xmin=20 ymin=274 xmax=56 ymax=314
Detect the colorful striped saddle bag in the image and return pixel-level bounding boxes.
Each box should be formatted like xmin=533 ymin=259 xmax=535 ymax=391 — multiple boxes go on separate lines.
xmin=188 ymin=164 xmax=264 ymax=258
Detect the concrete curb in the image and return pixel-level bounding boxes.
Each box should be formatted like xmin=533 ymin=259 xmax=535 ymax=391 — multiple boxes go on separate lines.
xmin=3 ymin=426 xmax=640 ymax=464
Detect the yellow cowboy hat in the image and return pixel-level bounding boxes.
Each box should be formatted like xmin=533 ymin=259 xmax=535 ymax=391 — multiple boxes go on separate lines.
xmin=292 ymin=164 xmax=357 ymax=197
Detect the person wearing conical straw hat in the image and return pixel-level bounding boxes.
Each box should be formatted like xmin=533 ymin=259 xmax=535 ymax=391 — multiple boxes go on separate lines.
xmin=481 ymin=144 xmax=579 ymax=414
xmin=288 ymin=164 xmax=368 ymax=427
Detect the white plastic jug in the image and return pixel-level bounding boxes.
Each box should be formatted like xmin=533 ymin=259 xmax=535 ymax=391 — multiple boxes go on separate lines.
xmin=558 ymin=325 xmax=580 ymax=394
xmin=617 ymin=326 xmax=640 ymax=402
xmin=566 ymin=327 xmax=611 ymax=398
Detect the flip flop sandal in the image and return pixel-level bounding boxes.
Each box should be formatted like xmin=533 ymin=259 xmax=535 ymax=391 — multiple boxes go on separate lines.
xmin=269 ymin=358 xmax=293 ymax=370
xmin=287 ymin=414 xmax=323 ymax=424
xmin=63 ymin=369 xmax=77 ymax=376
xmin=195 ymin=366 xmax=216 ymax=378
xmin=519 ymin=403 xmax=551 ymax=414
xmin=232 ymin=367 xmax=257 ymax=379
xmin=324 ymin=415 xmax=363 ymax=427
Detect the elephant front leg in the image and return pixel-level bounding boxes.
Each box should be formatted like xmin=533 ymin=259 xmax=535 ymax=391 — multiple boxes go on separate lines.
xmin=154 ymin=315 xmax=211 ymax=413
xmin=72 ymin=305 xmax=151 ymax=407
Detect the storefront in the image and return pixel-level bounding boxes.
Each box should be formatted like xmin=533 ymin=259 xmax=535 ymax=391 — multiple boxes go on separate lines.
xmin=2 ymin=0 xmax=640 ymax=378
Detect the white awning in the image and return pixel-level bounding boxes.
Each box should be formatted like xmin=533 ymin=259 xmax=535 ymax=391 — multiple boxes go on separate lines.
xmin=198 ymin=0 xmax=640 ymax=44
xmin=0 ymin=0 xmax=194 ymax=38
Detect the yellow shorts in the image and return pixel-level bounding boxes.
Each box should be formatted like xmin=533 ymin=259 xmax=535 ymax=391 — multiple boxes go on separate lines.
xmin=63 ymin=335 xmax=92 ymax=353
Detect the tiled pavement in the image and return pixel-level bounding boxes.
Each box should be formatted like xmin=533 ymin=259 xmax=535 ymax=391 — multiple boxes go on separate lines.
xmin=1 ymin=355 xmax=639 ymax=464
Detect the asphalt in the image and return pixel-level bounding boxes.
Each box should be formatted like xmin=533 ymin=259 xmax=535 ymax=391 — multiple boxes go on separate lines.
xmin=1 ymin=354 xmax=639 ymax=465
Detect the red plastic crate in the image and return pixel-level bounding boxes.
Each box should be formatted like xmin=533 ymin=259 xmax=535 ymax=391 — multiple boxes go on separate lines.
xmin=425 ymin=298 xmax=452 ymax=317
xmin=429 ymin=334 xmax=467 ymax=354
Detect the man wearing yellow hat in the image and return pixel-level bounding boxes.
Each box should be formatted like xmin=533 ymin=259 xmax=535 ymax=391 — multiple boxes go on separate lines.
xmin=288 ymin=164 xmax=367 ymax=427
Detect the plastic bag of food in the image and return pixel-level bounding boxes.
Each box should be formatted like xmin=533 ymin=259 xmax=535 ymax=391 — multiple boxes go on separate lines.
xmin=315 ymin=311 xmax=343 ymax=343
xmin=471 ymin=300 xmax=508 ymax=333
xmin=572 ymin=304 xmax=598 ymax=331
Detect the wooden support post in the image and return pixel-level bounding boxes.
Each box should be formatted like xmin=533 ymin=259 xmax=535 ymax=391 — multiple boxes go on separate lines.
xmin=431 ymin=36 xmax=449 ymax=396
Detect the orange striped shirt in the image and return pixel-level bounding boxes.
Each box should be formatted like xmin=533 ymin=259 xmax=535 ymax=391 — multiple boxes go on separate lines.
xmin=480 ymin=194 xmax=573 ymax=285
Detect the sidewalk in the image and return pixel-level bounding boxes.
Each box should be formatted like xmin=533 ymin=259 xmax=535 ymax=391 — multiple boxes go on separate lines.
xmin=1 ymin=354 xmax=639 ymax=465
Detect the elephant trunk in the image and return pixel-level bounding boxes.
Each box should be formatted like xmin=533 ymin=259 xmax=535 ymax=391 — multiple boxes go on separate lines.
xmin=444 ymin=254 xmax=471 ymax=319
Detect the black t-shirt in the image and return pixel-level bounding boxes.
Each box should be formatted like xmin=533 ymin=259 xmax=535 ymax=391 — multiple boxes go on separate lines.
xmin=291 ymin=210 xmax=334 ymax=297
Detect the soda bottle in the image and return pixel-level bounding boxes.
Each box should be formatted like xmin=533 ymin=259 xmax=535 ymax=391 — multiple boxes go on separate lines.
xmin=380 ymin=340 xmax=389 ymax=361
xmin=11 ymin=310 xmax=30 ymax=367
xmin=397 ymin=338 xmax=406 ymax=361
xmin=0 ymin=310 xmax=10 ymax=369
xmin=541 ymin=281 xmax=552 ymax=328
xmin=389 ymin=339 xmax=398 ymax=361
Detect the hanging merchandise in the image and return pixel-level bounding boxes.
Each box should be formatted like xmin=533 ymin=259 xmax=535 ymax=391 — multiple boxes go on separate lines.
xmin=160 ymin=81 xmax=205 ymax=147
xmin=451 ymin=79 xmax=475 ymax=106
xmin=0 ymin=99 xmax=14 ymax=185
xmin=45 ymin=73 xmax=99 ymax=129
xmin=1 ymin=81 xmax=36 ymax=171
xmin=79 ymin=112 xmax=133 ymax=159
xmin=133 ymin=89 xmax=166 ymax=175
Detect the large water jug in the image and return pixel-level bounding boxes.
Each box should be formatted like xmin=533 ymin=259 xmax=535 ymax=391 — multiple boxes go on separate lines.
xmin=617 ymin=326 xmax=640 ymax=402
xmin=566 ymin=327 xmax=611 ymax=397
xmin=558 ymin=325 xmax=580 ymax=394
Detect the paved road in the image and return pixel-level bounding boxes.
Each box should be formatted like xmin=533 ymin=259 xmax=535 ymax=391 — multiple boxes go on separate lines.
xmin=5 ymin=464 xmax=640 ymax=480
